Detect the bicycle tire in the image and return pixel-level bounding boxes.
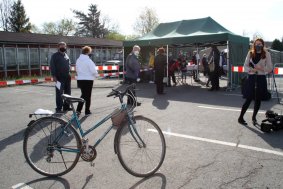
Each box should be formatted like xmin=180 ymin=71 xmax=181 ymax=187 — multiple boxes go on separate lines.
xmin=116 ymin=115 xmax=166 ymax=177
xmin=23 ymin=117 xmax=82 ymax=177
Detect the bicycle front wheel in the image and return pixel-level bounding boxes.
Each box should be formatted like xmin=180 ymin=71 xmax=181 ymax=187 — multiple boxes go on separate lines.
xmin=23 ymin=117 xmax=82 ymax=177
xmin=116 ymin=115 xmax=166 ymax=177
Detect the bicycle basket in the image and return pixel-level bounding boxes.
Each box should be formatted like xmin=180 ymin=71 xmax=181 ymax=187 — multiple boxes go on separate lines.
xmin=111 ymin=108 xmax=126 ymax=127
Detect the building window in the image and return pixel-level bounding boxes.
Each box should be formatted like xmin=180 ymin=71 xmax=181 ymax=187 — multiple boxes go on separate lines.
xmin=40 ymin=48 xmax=49 ymax=65
xmin=68 ymin=48 xmax=76 ymax=64
xmin=93 ymin=48 xmax=101 ymax=64
xmin=18 ymin=48 xmax=28 ymax=66
xmin=5 ymin=48 xmax=16 ymax=66
xmin=30 ymin=48 xmax=39 ymax=66
xmin=0 ymin=47 xmax=3 ymax=66
xmin=105 ymin=49 xmax=111 ymax=61
xmin=101 ymin=49 xmax=106 ymax=62
xmin=48 ymin=48 xmax=57 ymax=65
xmin=75 ymin=48 xmax=81 ymax=60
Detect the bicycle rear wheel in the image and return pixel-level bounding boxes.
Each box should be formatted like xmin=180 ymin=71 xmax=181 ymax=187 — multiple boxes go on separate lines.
xmin=23 ymin=117 xmax=82 ymax=177
xmin=116 ymin=115 xmax=166 ymax=177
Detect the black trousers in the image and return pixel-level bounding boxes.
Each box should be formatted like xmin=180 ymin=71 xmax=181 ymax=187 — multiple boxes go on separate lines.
xmin=168 ymin=74 xmax=176 ymax=86
xmin=155 ymin=73 xmax=164 ymax=94
xmin=125 ymin=77 xmax=137 ymax=105
xmin=211 ymin=70 xmax=220 ymax=89
xmin=55 ymin=77 xmax=71 ymax=111
xmin=76 ymin=80 xmax=93 ymax=113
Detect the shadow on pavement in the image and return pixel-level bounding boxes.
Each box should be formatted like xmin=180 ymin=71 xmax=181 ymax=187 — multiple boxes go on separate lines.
xmin=25 ymin=177 xmax=70 ymax=189
xmin=242 ymin=123 xmax=283 ymax=150
xmin=129 ymin=173 xmax=167 ymax=189
xmin=134 ymin=82 xmax=279 ymax=111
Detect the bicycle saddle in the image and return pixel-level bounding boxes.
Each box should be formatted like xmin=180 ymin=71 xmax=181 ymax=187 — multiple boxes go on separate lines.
xmin=61 ymin=94 xmax=85 ymax=103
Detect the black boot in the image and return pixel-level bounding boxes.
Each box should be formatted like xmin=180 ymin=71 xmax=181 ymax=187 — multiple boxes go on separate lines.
xmin=238 ymin=117 xmax=247 ymax=125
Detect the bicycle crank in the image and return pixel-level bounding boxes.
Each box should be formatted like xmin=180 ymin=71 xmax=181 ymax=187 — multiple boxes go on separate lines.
xmin=81 ymin=145 xmax=97 ymax=162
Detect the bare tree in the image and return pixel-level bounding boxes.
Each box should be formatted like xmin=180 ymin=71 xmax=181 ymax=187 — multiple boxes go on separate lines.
xmin=42 ymin=18 xmax=76 ymax=36
xmin=101 ymin=15 xmax=119 ymax=33
xmin=252 ymin=31 xmax=264 ymax=40
xmin=0 ymin=0 xmax=13 ymax=31
xmin=133 ymin=7 xmax=159 ymax=36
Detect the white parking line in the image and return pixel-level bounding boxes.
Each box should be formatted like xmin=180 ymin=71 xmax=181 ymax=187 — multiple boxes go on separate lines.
xmin=11 ymin=183 xmax=33 ymax=189
xmin=198 ymin=105 xmax=265 ymax=114
xmin=148 ymin=129 xmax=283 ymax=157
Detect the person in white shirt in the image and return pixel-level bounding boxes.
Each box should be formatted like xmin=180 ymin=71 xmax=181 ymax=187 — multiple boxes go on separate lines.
xmin=76 ymin=46 xmax=98 ymax=115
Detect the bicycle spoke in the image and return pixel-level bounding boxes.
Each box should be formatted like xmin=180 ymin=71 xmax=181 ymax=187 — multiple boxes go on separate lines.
xmin=117 ymin=116 xmax=166 ymax=177
xmin=23 ymin=117 xmax=81 ymax=176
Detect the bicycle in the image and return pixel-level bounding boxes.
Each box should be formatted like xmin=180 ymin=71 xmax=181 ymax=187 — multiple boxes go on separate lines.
xmin=23 ymin=84 xmax=166 ymax=177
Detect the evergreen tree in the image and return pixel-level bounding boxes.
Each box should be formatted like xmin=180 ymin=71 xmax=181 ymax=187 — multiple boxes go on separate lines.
xmin=73 ymin=4 xmax=108 ymax=38
xmin=271 ymin=39 xmax=283 ymax=51
xmin=9 ymin=0 xmax=31 ymax=32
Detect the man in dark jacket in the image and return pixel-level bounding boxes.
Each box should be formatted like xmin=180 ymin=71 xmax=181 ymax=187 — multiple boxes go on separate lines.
xmin=50 ymin=42 xmax=71 ymax=112
xmin=125 ymin=45 xmax=141 ymax=106
xmin=208 ymin=45 xmax=220 ymax=91
xmin=154 ymin=47 xmax=167 ymax=94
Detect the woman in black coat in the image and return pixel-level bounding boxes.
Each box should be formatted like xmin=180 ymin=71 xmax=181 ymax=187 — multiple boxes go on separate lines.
xmin=238 ymin=38 xmax=273 ymax=125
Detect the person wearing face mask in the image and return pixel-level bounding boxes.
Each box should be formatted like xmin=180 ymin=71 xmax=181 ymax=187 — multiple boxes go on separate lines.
xmin=125 ymin=45 xmax=141 ymax=106
xmin=75 ymin=46 xmax=98 ymax=116
xmin=238 ymin=38 xmax=273 ymax=126
xmin=50 ymin=42 xmax=72 ymax=113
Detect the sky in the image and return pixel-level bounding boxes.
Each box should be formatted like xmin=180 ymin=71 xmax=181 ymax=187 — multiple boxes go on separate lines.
xmin=21 ymin=0 xmax=283 ymax=41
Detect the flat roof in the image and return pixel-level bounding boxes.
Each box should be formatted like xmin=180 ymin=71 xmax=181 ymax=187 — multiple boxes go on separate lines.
xmin=0 ymin=31 xmax=122 ymax=47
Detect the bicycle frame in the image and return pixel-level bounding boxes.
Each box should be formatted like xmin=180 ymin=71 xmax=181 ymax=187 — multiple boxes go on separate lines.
xmin=52 ymin=86 xmax=146 ymax=154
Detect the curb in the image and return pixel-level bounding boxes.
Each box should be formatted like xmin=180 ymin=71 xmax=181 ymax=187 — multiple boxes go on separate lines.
xmin=0 ymin=77 xmax=53 ymax=87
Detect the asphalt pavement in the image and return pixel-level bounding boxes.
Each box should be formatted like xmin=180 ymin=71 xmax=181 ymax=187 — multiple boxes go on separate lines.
xmin=1 ymin=77 xmax=283 ymax=189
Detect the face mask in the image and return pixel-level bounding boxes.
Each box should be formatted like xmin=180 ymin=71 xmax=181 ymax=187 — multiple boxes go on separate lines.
xmin=255 ymin=45 xmax=263 ymax=52
xmin=133 ymin=51 xmax=139 ymax=56
xmin=59 ymin=47 xmax=66 ymax=52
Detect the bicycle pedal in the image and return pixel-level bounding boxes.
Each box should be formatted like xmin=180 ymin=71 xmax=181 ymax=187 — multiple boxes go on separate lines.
xmin=90 ymin=161 xmax=95 ymax=167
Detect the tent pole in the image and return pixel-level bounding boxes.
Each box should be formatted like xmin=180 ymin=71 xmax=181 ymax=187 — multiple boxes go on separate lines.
xmin=196 ymin=45 xmax=200 ymax=81
xmin=166 ymin=45 xmax=169 ymax=86
xmin=226 ymin=40 xmax=232 ymax=91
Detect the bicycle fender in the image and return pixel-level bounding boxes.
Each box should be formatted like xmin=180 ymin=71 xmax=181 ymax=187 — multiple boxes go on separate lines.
xmin=113 ymin=126 xmax=121 ymax=154
xmin=27 ymin=120 xmax=36 ymax=127
xmin=113 ymin=120 xmax=128 ymax=154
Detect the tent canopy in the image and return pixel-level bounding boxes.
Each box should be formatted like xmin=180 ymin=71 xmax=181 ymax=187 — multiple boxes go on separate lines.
xmin=123 ymin=17 xmax=248 ymax=47
xmin=123 ymin=17 xmax=250 ymax=86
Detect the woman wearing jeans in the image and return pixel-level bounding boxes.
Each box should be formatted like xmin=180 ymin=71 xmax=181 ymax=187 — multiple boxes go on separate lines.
xmin=238 ymin=38 xmax=273 ymax=125
xmin=76 ymin=46 xmax=98 ymax=115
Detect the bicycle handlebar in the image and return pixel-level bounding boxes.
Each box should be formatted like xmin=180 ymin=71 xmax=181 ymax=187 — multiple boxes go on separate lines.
xmin=107 ymin=83 xmax=136 ymax=99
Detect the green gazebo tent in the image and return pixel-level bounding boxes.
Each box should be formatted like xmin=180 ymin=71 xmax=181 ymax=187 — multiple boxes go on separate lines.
xmin=123 ymin=17 xmax=250 ymax=88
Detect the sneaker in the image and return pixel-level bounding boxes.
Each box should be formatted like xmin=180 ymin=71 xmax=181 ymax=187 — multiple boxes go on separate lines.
xmin=85 ymin=111 xmax=92 ymax=115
